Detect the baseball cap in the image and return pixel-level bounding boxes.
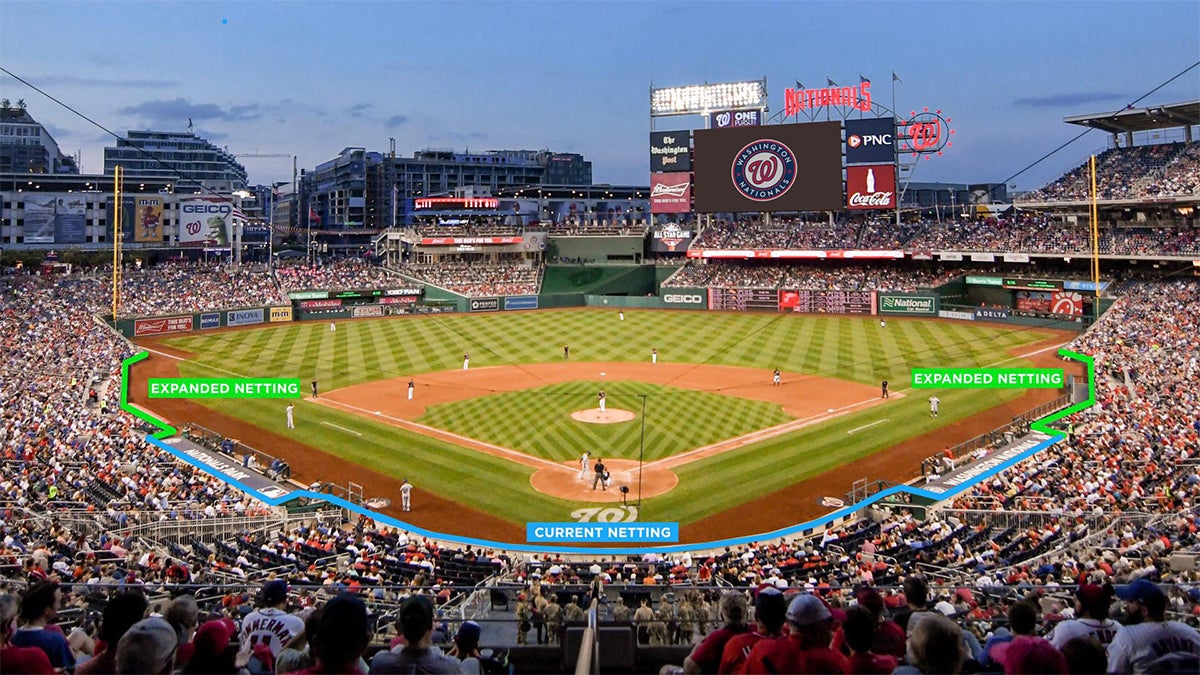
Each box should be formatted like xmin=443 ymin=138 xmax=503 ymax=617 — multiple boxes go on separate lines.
xmin=455 ymin=620 xmax=482 ymax=646
xmin=193 ymin=619 xmax=234 ymax=657
xmin=1116 ymin=578 xmax=1166 ymax=611
xmin=855 ymin=588 xmax=884 ymax=616
xmin=1075 ymin=584 xmax=1112 ymax=611
xmin=786 ymin=593 xmax=832 ymax=627
xmin=754 ymin=587 xmax=788 ymax=628
xmin=262 ymin=579 xmax=289 ymax=605
xmin=991 ymin=635 xmax=1068 ymax=675
xmin=115 ymin=617 xmax=178 ymax=674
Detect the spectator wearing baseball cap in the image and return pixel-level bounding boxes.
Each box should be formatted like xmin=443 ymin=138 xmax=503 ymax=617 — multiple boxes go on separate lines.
xmin=841 ymin=605 xmax=897 ymax=674
xmin=681 ymin=591 xmax=750 ymax=674
xmin=369 ymin=594 xmax=462 ymax=673
xmin=240 ymin=579 xmax=304 ymax=662
xmin=832 ymin=588 xmax=905 ymax=659
xmin=717 ymin=587 xmax=787 ymax=674
xmin=1049 ymin=583 xmax=1122 ymax=650
xmin=743 ymin=593 xmax=848 ymax=674
xmin=1107 ymin=579 xmax=1200 ymax=674
xmin=115 ymin=617 xmax=178 ymax=674
xmin=181 ymin=619 xmax=238 ymax=674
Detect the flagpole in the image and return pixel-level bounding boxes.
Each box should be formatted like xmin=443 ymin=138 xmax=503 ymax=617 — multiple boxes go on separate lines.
xmin=892 ymin=71 xmax=901 ymax=228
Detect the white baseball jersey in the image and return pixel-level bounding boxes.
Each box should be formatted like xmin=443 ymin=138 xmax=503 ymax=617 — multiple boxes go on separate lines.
xmin=929 ymin=396 xmax=940 ymax=410
xmin=1049 ymin=617 xmax=1122 ymax=650
xmin=1106 ymin=620 xmax=1200 ymax=674
xmin=240 ymin=607 xmax=305 ymax=657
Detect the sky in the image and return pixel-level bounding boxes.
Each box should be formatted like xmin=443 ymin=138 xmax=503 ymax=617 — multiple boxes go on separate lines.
xmin=1 ymin=0 xmax=1198 ymax=192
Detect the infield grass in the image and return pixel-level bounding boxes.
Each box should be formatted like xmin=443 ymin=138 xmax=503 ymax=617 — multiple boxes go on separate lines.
xmin=162 ymin=309 xmax=1061 ymax=528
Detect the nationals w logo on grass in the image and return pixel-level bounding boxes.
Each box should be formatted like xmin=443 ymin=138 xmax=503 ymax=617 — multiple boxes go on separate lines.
xmin=731 ymin=139 xmax=796 ymax=201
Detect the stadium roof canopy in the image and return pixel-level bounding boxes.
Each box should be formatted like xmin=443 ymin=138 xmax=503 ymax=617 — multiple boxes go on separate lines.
xmin=1063 ymin=100 xmax=1200 ymax=134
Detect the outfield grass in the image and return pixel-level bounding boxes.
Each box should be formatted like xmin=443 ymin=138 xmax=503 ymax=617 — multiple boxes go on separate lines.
xmin=163 ymin=310 xmax=1058 ymax=528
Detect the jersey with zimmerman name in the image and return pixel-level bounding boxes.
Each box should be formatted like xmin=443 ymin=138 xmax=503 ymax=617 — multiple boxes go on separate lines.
xmin=1106 ymin=620 xmax=1200 ymax=674
xmin=239 ymin=607 xmax=305 ymax=657
xmin=1049 ymin=617 xmax=1122 ymax=650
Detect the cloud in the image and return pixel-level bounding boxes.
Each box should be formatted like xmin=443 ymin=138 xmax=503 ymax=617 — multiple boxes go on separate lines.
xmin=34 ymin=75 xmax=178 ymax=89
xmin=347 ymin=102 xmax=372 ymax=118
xmin=117 ymin=98 xmax=262 ymax=123
xmin=431 ymin=131 xmax=488 ymax=143
xmin=1013 ymin=92 xmax=1126 ymax=108
xmin=385 ymin=114 xmax=409 ymax=129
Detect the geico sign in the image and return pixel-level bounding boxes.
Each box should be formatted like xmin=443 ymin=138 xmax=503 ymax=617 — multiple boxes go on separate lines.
xmin=181 ymin=204 xmax=231 ymax=214
xmin=663 ymin=294 xmax=703 ymax=304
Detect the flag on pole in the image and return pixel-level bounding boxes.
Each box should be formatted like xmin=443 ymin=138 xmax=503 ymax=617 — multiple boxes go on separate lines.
xmin=827 ymin=77 xmax=838 ymax=87
xmin=860 ymin=74 xmax=871 ymax=84
xmin=231 ymin=207 xmax=248 ymax=222
xmin=795 ymin=80 xmax=804 ymax=89
xmin=892 ymin=72 xmax=903 ymax=84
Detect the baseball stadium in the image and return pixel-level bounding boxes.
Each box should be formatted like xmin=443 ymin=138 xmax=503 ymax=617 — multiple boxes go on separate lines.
xmin=2 ymin=10 xmax=1200 ymax=673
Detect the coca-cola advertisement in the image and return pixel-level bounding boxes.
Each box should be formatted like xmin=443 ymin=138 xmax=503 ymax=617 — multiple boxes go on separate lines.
xmin=846 ymin=164 xmax=896 ymax=210
xmin=650 ymin=172 xmax=692 ymax=213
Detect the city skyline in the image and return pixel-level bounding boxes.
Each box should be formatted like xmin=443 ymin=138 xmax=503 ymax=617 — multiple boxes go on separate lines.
xmin=1 ymin=1 xmax=1198 ymax=191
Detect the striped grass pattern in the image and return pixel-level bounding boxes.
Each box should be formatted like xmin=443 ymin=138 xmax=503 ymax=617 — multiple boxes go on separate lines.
xmin=165 ymin=310 xmax=1057 ymax=526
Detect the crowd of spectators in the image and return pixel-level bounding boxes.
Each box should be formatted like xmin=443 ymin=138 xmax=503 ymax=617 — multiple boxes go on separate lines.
xmin=663 ymin=262 xmax=961 ymax=292
xmin=115 ymin=262 xmax=284 ymax=318
xmin=1023 ymin=142 xmax=1200 ymax=202
xmin=398 ymin=262 xmax=542 ymax=297
xmin=273 ymin=258 xmax=396 ymax=293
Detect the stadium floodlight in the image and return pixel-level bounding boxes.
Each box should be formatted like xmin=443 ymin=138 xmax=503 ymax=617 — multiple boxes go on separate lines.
xmin=650 ymin=79 xmax=767 ymax=116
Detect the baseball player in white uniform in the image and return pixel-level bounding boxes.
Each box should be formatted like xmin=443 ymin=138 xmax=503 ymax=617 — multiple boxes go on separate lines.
xmin=579 ymin=452 xmax=590 ymax=480
xmin=929 ymin=396 xmax=941 ymax=417
xmin=400 ymin=479 xmax=412 ymax=512
xmin=651 ymin=348 xmax=657 ymax=364
xmin=286 ymin=403 xmax=295 ymax=429
xmin=598 ymin=390 xmax=606 ymax=414
xmin=463 ymin=352 xmax=470 ymax=371
xmin=330 ymin=321 xmax=336 ymax=332
xmin=619 ymin=310 xmax=624 ymax=321
xmin=407 ymin=379 xmax=414 ymax=400
xmin=773 ymin=369 xmax=781 ymax=386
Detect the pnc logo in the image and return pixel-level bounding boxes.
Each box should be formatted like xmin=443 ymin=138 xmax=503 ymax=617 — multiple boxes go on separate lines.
xmin=849 ymin=133 xmax=892 ymax=148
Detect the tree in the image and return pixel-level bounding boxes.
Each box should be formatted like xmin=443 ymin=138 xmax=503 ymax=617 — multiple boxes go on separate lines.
xmin=16 ymin=99 xmax=26 ymax=109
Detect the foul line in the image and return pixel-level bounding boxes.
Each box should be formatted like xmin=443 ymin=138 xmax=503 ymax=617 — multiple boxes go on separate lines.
xmin=847 ymin=419 xmax=889 ymax=435
xmin=321 ymin=421 xmax=363 ymax=437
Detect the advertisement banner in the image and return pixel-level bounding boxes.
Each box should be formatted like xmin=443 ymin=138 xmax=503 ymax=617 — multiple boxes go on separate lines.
xmin=1003 ymin=253 xmax=1030 ymax=263
xmin=938 ymin=252 xmax=964 ymax=261
xmin=133 ymin=196 xmax=164 ymax=243
xmin=352 ymin=305 xmax=384 ymax=318
xmin=178 ymin=196 xmax=233 ymax=246
xmin=845 ymin=164 xmax=896 ymax=210
xmin=650 ymin=130 xmax=692 ymax=172
xmin=974 ymin=307 xmax=1010 ymax=321
xmin=649 ymin=172 xmax=692 ymax=214
xmin=134 ymin=316 xmax=194 ymax=336
xmin=693 ymin=122 xmax=842 ymax=213
xmin=1051 ymin=291 xmax=1084 ymax=315
xmin=504 ymin=296 xmax=539 ymax=310
xmin=879 ymin=294 xmax=937 ymax=316
xmin=1063 ymin=280 xmax=1109 ymax=292
xmin=965 ymin=275 xmax=1004 ymax=286
xmin=650 ymin=222 xmax=695 ymax=252
xmin=1004 ymin=278 xmax=1061 ymax=291
xmin=379 ymin=295 xmax=418 ymax=305
xmin=51 ymin=195 xmax=87 ymax=244
xmin=844 ymin=118 xmax=896 ymax=164
xmin=299 ymin=299 xmax=344 ymax=309
xmin=1016 ymin=291 xmax=1052 ymax=313
xmin=226 ymin=308 xmax=265 ymax=327
xmin=22 ymin=194 xmax=61 ymax=243
xmin=779 ymin=290 xmax=874 ymax=314
xmin=969 ymin=253 xmax=996 ymax=262
xmin=288 ymin=291 xmax=329 ymax=300
xmin=269 ymin=306 xmax=293 ymax=322
xmin=469 ymin=297 xmax=500 ymax=312
xmin=938 ymin=310 xmax=976 ymax=321
xmin=661 ymin=288 xmax=706 ymax=307
xmin=709 ymin=110 xmax=762 ymax=128
xmin=384 ymin=288 xmax=423 ymax=296
xmin=199 ymin=313 xmax=221 ymax=330
xmin=419 ymin=237 xmax=523 ymax=246
xmin=106 ymin=196 xmax=135 ymax=244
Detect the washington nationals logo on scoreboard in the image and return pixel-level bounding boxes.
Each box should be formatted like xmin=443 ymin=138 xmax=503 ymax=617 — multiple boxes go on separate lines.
xmin=900 ymin=107 xmax=955 ymax=159
xmin=731 ymin=139 xmax=797 ymax=202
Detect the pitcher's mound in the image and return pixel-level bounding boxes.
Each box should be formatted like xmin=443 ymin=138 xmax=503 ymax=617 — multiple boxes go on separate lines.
xmin=571 ymin=408 xmax=635 ymax=424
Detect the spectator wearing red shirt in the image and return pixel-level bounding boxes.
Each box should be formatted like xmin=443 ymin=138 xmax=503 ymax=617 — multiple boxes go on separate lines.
xmin=841 ymin=606 xmax=897 ymax=674
xmin=743 ymin=593 xmax=847 ymax=674
xmin=0 ymin=593 xmax=53 ymax=675
xmin=719 ymin=587 xmax=787 ymax=674
xmin=684 ymin=591 xmax=750 ymax=674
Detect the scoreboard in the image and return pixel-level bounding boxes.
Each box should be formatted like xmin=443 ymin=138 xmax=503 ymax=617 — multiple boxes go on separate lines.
xmin=708 ymin=288 xmax=779 ymax=311
xmin=779 ymin=290 xmax=874 ymax=314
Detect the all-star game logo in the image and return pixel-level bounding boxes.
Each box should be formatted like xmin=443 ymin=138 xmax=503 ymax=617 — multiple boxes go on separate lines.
xmin=658 ymin=223 xmax=688 ymax=251
xmin=731 ymin=139 xmax=797 ymax=202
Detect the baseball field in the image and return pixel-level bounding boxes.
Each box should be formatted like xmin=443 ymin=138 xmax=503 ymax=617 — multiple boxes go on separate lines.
xmin=131 ymin=308 xmax=1074 ymax=544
